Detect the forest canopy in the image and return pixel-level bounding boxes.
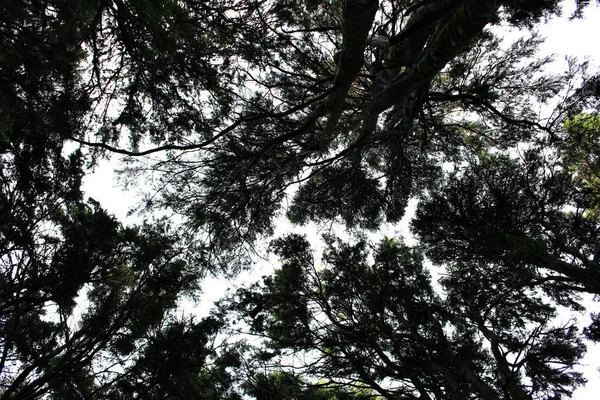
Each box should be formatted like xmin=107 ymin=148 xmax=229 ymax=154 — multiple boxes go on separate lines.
xmin=1 ymin=0 xmax=600 ymax=398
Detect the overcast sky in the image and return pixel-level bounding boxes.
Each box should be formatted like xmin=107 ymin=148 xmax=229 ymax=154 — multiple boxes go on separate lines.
xmin=81 ymin=2 xmax=600 ymax=397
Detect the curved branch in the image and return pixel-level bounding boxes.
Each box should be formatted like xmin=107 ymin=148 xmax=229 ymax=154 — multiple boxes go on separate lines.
xmin=428 ymin=91 xmax=552 ymax=133
xmin=68 ymin=90 xmax=332 ymax=157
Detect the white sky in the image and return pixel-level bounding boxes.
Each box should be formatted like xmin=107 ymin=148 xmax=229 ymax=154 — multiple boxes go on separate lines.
xmin=81 ymin=2 xmax=600 ymax=397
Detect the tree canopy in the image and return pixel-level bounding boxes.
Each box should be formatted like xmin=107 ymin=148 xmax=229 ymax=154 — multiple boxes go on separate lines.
xmin=221 ymin=235 xmax=586 ymax=399
xmin=2 ymin=0 xmax=600 ymax=398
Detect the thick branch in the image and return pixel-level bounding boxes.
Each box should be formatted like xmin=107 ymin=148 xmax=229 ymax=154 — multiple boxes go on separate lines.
xmin=389 ymin=0 xmax=463 ymax=46
xmin=541 ymin=257 xmax=600 ymax=294
xmin=363 ymin=0 xmax=504 ymax=133
xmin=322 ymin=0 xmax=379 ymax=139
xmin=475 ymin=317 xmax=531 ymax=400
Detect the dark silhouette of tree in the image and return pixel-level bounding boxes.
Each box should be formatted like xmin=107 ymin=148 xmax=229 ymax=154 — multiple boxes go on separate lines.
xmin=243 ymin=370 xmax=377 ymax=400
xmin=0 ymin=151 xmax=235 ymax=398
xmin=5 ymin=0 xmax=593 ymax=255
xmin=125 ymin=0 xmax=587 ymax=254
xmin=2 ymin=0 xmax=600 ymax=398
xmin=412 ymin=148 xmax=600 ymax=297
xmin=0 ymin=2 xmax=237 ymax=395
xmin=219 ymin=234 xmax=586 ymax=399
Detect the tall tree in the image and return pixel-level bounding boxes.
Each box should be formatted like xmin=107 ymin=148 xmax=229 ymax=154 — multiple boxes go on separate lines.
xmin=412 ymin=148 xmax=600 ymax=298
xmin=125 ymin=0 xmax=583 ymax=252
xmin=4 ymin=0 xmax=592 ymax=256
xmin=243 ymin=371 xmax=378 ymax=400
xmin=3 ymin=0 xmax=600 ymax=398
xmin=0 ymin=2 xmax=239 ymax=395
xmin=0 ymin=167 xmax=235 ymax=398
xmin=219 ymin=234 xmax=586 ymax=399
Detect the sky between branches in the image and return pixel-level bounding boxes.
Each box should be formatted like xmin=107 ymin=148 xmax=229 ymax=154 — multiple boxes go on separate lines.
xmin=79 ymin=2 xmax=600 ymax=398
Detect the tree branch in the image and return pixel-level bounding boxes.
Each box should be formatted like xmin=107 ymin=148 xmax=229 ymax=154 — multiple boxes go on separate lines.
xmin=67 ymin=90 xmax=332 ymax=157
xmin=428 ymin=91 xmax=552 ymax=133
xmin=363 ymin=0 xmax=504 ymax=133
xmin=321 ymin=0 xmax=379 ymax=139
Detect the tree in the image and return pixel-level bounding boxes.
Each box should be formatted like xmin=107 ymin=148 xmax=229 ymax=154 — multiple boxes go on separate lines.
xmin=3 ymin=0 xmax=600 ymax=398
xmin=412 ymin=148 xmax=600 ymax=298
xmin=243 ymin=371 xmax=377 ymax=400
xmin=0 ymin=2 xmax=238 ymax=394
xmin=4 ymin=0 xmax=592 ymax=255
xmin=0 ymin=178 xmax=236 ymax=398
xmin=561 ymin=112 xmax=600 ymax=220
xmin=219 ymin=234 xmax=586 ymax=399
xmin=123 ymin=0 xmax=586 ymax=253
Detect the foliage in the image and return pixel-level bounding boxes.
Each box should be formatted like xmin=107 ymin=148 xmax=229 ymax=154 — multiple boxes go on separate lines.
xmin=0 ymin=2 xmax=233 ymax=394
xmin=243 ymin=371 xmax=378 ymax=400
xmin=412 ymin=150 xmax=600 ymax=298
xmin=0 ymin=172 xmax=232 ymax=398
xmin=2 ymin=0 xmax=600 ymax=398
xmin=562 ymin=112 xmax=600 ymax=220
xmin=6 ymin=0 xmax=579 ymax=254
xmin=220 ymin=234 xmax=586 ymax=399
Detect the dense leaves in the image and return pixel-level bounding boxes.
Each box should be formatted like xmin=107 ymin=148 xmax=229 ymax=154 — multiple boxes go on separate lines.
xmin=0 ymin=2 xmax=232 ymax=393
xmin=221 ymin=235 xmax=586 ymax=399
xmin=243 ymin=371 xmax=377 ymax=400
xmin=2 ymin=0 xmax=600 ymax=398
xmin=2 ymin=0 xmax=592 ymax=254
xmin=412 ymin=150 xmax=600 ymax=297
xmin=0 ymin=170 xmax=229 ymax=398
xmin=111 ymin=0 xmax=594 ymax=252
